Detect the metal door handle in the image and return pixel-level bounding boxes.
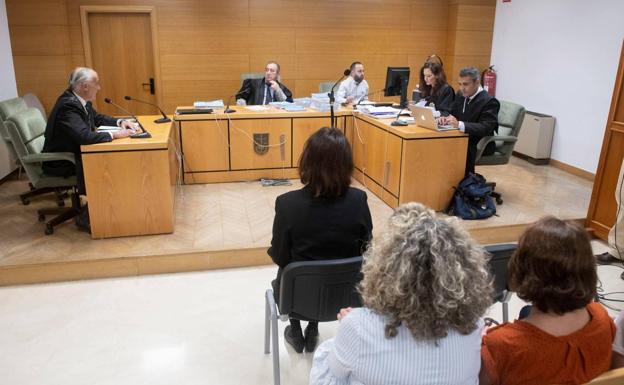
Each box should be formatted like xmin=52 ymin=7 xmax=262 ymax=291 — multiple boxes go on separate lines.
xmin=142 ymin=78 xmax=155 ymax=94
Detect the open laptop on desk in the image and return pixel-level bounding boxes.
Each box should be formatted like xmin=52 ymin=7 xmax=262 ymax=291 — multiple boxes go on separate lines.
xmin=409 ymin=105 xmax=457 ymax=132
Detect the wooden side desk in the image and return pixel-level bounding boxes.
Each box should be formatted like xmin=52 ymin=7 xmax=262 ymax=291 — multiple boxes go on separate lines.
xmin=81 ymin=117 xmax=179 ymax=239
xmin=175 ymin=106 xmax=467 ymax=211
xmin=350 ymin=114 xmax=467 ymax=210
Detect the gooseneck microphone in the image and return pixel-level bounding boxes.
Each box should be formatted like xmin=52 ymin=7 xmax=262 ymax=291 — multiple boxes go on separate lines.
xmin=104 ymin=97 xmax=151 ymax=139
xmin=224 ymin=84 xmax=251 ymax=113
xmin=124 ymin=95 xmax=171 ymax=124
xmin=328 ymin=69 xmax=351 ymax=127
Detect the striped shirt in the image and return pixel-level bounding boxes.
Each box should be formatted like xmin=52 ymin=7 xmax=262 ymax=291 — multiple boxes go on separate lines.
xmin=310 ymin=308 xmax=483 ymax=385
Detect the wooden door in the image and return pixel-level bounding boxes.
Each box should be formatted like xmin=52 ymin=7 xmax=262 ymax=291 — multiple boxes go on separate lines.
xmin=586 ymin=41 xmax=624 ymax=240
xmin=87 ymin=12 xmax=156 ymax=116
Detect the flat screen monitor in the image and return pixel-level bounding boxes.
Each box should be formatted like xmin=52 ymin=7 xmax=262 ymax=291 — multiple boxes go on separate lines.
xmin=384 ymin=67 xmax=410 ymax=107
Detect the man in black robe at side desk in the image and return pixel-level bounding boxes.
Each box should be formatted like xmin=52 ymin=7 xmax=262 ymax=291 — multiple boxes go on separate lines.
xmin=438 ymin=66 xmax=500 ymax=175
xmin=235 ymin=61 xmax=293 ymax=105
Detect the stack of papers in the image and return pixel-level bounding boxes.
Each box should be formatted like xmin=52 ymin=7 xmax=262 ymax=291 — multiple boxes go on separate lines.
xmin=357 ymin=106 xmax=402 ymax=119
xmin=194 ymin=100 xmax=224 ymax=108
xmin=245 ymin=105 xmax=271 ymax=111
xmin=269 ymin=102 xmax=306 ymax=112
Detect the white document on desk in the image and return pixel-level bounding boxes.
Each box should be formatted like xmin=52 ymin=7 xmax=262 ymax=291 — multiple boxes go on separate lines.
xmin=245 ymin=106 xmax=271 ymax=111
xmin=97 ymin=126 xmax=121 ymax=132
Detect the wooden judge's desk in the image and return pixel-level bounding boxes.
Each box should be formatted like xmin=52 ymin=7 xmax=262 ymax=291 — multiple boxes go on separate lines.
xmin=175 ymin=106 xmax=467 ymax=210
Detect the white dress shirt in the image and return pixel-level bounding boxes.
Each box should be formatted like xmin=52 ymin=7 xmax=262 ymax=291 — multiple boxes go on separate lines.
xmin=336 ymin=77 xmax=369 ymax=104
xmin=73 ymin=92 xmax=121 ymax=138
xmin=310 ymin=308 xmax=483 ymax=385
xmin=458 ymin=86 xmax=484 ymax=132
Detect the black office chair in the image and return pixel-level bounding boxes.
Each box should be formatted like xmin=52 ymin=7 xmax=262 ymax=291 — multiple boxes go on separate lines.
xmin=485 ymin=243 xmax=517 ymax=323
xmin=264 ymin=256 xmax=363 ymax=385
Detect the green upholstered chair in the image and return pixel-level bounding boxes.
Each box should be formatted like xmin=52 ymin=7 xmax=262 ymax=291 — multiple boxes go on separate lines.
xmin=474 ymin=100 xmax=526 ymax=204
xmin=5 ymin=108 xmax=80 ymax=235
xmin=0 ymin=97 xmax=28 ymax=173
xmin=240 ymin=72 xmax=265 ymax=81
xmin=22 ymin=93 xmax=47 ymax=121
xmin=319 ymin=81 xmax=335 ymax=93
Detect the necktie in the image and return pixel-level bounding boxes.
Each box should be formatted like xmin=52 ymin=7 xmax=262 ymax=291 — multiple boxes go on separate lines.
xmin=85 ymin=101 xmax=95 ymax=131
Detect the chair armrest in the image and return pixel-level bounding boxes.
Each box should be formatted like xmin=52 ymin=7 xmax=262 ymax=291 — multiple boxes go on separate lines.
xmin=22 ymin=152 xmax=76 ymax=164
xmin=475 ymin=135 xmax=519 ymax=160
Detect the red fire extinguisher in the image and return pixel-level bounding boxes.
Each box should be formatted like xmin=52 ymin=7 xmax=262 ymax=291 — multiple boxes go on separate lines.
xmin=482 ymin=65 xmax=497 ymax=97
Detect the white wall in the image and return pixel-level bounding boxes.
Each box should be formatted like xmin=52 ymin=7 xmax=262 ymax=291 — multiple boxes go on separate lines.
xmin=490 ymin=0 xmax=624 ymax=173
xmin=0 ymin=0 xmax=18 ymax=179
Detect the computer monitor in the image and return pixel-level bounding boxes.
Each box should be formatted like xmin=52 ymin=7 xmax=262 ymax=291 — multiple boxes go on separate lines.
xmin=384 ymin=67 xmax=410 ymax=107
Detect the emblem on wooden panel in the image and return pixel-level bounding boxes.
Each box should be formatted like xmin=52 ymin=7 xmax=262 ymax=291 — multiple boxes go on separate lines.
xmin=253 ymin=133 xmax=269 ymax=155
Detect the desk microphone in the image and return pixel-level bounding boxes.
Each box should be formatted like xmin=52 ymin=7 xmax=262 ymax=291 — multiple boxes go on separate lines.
xmin=391 ymin=107 xmax=409 ymax=127
xmin=124 ymin=95 xmax=170 ymax=123
xmin=356 ymin=87 xmax=387 ymax=107
xmin=104 ymin=97 xmax=152 ymax=139
xmin=224 ymin=84 xmax=251 ymax=113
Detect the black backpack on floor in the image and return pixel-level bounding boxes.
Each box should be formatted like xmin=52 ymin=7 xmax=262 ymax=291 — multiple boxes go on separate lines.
xmin=447 ymin=173 xmax=496 ymax=220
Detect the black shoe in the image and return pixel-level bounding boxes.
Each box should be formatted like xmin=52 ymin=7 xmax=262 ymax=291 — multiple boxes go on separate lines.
xmin=304 ymin=326 xmax=319 ymax=353
xmin=284 ymin=325 xmax=304 ymax=353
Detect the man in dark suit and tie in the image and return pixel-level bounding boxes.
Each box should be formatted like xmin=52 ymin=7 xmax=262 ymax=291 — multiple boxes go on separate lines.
xmin=42 ymin=67 xmax=136 ymax=230
xmin=439 ymin=66 xmax=500 ymax=175
xmin=235 ymin=61 xmax=293 ymax=105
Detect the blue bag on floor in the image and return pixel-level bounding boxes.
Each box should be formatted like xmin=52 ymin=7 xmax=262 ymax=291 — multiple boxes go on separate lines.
xmin=447 ymin=173 xmax=496 ymax=220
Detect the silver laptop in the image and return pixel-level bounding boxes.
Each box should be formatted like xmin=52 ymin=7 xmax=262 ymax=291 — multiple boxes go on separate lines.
xmin=409 ymin=105 xmax=458 ymax=132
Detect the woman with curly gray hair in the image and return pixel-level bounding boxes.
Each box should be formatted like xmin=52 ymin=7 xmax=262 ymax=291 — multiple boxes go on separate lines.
xmin=310 ymin=203 xmax=492 ymax=385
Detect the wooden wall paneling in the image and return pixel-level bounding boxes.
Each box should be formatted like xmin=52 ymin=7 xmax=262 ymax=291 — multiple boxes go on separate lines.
xmin=8 ymin=0 xmax=496 ymax=120
xmin=229 ymin=118 xmax=292 ymax=170
xmin=180 ymin=120 xmax=230 ymax=173
xmin=249 ymin=0 xmax=299 ymax=28
xmin=12 ymin=55 xmax=72 ymax=108
xmin=160 ymin=54 xmax=250 ymax=81
xmin=586 ymin=41 xmax=624 ymax=240
xmin=9 ymin=26 xmax=70 ymax=56
xmin=6 ymin=0 xmax=68 ymax=26
xmin=158 ymin=25 xmax=250 ymax=55
xmin=410 ymin=2 xmax=449 ymax=31
xmin=154 ymin=0 xmax=250 ymax=28
xmin=293 ymin=1 xmax=412 ymax=29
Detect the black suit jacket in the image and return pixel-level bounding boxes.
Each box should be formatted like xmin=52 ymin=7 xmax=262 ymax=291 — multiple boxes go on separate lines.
xmin=268 ymin=186 xmax=373 ymax=269
xmin=42 ymin=89 xmax=116 ymax=176
xmin=425 ymin=83 xmax=455 ymax=117
xmin=450 ymin=90 xmax=500 ymax=174
xmin=236 ymin=78 xmax=293 ymax=105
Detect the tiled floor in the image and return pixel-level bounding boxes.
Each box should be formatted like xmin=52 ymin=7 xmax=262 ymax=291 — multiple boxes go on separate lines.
xmin=0 ymin=157 xmax=593 ymax=268
xmin=0 ymin=241 xmax=621 ymax=385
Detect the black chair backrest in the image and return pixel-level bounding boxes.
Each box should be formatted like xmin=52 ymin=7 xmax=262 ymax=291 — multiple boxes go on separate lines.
xmin=278 ymin=256 xmax=363 ymax=322
xmin=484 ymin=244 xmax=517 ymax=302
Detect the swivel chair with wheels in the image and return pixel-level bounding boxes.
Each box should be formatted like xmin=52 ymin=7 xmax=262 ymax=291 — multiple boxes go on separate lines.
xmin=474 ymin=100 xmax=526 ymax=204
xmin=5 ymin=108 xmax=81 ymax=235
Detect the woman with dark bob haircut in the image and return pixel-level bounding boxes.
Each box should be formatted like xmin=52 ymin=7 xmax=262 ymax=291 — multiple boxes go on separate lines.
xmin=268 ymin=127 xmax=373 ymax=354
xmin=480 ymin=216 xmax=616 ymax=385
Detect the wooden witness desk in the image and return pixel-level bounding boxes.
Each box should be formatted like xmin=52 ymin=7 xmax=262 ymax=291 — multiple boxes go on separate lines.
xmin=81 ymin=116 xmax=179 ymax=239
xmin=175 ymin=106 xmax=467 ymax=211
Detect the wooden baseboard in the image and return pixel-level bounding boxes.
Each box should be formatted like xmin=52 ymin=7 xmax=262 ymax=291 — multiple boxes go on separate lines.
xmin=0 ymin=247 xmax=273 ymax=286
xmin=549 ymin=159 xmax=595 ymax=181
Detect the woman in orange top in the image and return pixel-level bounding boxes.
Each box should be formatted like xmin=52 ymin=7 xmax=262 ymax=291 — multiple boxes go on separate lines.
xmin=480 ymin=216 xmax=616 ymax=385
